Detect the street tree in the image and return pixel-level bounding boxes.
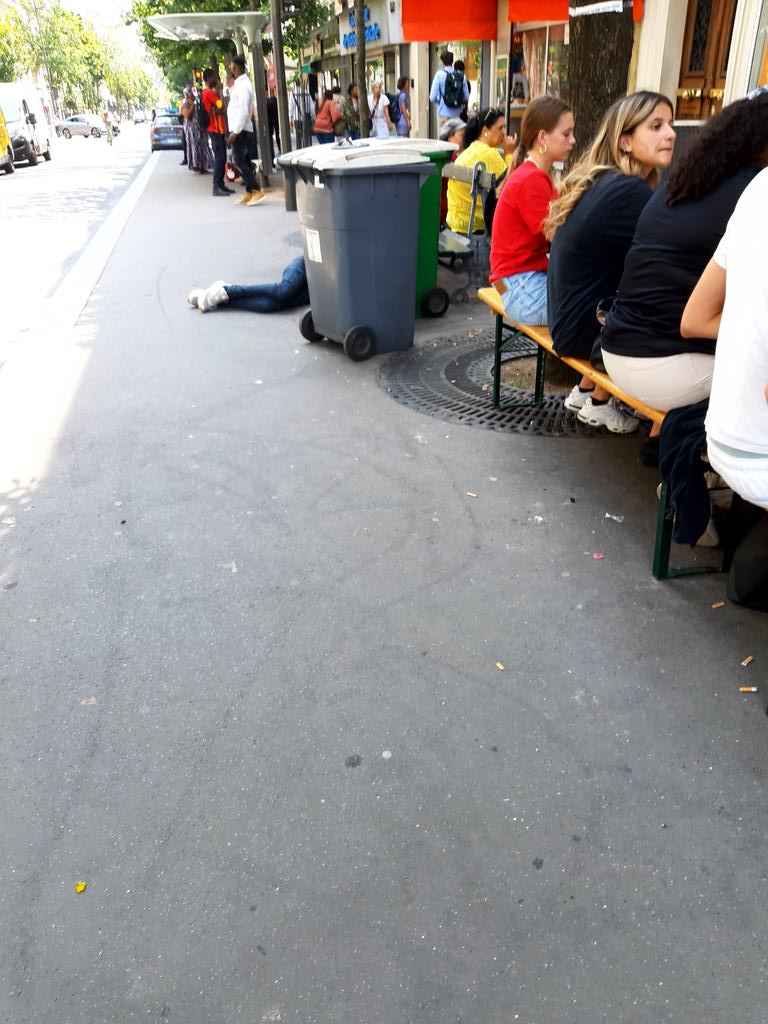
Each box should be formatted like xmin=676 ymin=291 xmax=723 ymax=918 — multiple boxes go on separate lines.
xmin=568 ymin=0 xmax=635 ymax=157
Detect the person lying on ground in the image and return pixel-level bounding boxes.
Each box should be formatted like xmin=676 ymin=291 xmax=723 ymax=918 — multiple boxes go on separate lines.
xmin=681 ymin=167 xmax=768 ymax=511
xmin=187 ymin=257 xmax=310 ymax=314
xmin=544 ymin=91 xmax=676 ymax=433
xmin=489 ymin=96 xmax=574 ymax=326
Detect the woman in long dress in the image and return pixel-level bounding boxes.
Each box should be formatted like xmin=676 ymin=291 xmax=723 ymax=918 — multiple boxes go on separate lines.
xmin=368 ymin=81 xmax=392 ymax=140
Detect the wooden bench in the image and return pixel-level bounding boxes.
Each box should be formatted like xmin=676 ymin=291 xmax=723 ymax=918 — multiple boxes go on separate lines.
xmin=478 ymin=285 xmax=731 ymax=581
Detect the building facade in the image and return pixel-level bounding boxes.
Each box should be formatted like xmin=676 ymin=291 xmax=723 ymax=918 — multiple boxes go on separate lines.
xmin=300 ymin=0 xmax=768 ymax=136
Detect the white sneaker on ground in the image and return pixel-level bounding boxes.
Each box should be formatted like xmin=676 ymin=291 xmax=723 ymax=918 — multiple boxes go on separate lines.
xmin=187 ymin=288 xmax=204 ymax=308
xmin=564 ymin=385 xmax=594 ymax=412
xmin=198 ymin=280 xmax=229 ymax=313
xmin=577 ymin=397 xmax=639 ymax=434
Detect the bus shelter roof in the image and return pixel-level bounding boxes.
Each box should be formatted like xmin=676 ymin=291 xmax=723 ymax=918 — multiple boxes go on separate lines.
xmin=147 ymin=12 xmax=270 ymax=45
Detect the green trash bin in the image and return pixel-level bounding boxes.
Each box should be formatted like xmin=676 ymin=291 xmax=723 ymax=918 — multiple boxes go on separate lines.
xmin=337 ymin=138 xmax=458 ymax=318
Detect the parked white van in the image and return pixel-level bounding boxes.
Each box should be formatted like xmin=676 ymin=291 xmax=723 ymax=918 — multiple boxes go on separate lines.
xmin=0 ymin=82 xmax=52 ymax=166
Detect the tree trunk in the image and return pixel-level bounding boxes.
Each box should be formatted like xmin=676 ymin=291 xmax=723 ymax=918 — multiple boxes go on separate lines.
xmin=568 ymin=0 xmax=635 ymax=159
xmin=354 ymin=0 xmax=369 ymax=139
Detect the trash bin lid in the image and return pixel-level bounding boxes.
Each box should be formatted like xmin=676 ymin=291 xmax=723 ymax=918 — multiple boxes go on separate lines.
xmin=277 ymin=139 xmax=456 ymax=172
xmin=289 ymin=146 xmax=436 ymax=176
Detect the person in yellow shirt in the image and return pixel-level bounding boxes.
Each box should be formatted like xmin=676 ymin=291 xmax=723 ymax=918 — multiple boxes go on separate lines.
xmin=446 ymin=107 xmax=517 ymax=234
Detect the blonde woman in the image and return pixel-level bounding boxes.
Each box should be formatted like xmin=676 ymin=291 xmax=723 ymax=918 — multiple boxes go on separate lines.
xmin=545 ymin=91 xmax=676 ymax=433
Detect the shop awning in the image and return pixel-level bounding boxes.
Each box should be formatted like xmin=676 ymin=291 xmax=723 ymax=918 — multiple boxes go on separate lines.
xmin=508 ymin=1 xmax=643 ymax=21
xmin=508 ymin=0 xmax=568 ymax=21
xmin=401 ymin=0 xmax=498 ymax=42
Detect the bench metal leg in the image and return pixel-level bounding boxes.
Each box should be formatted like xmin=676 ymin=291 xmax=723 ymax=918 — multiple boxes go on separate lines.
xmin=534 ymin=346 xmax=546 ymax=405
xmin=653 ymin=481 xmax=674 ymax=580
xmin=492 ymin=311 xmax=503 ymax=408
xmin=492 ymin=313 xmax=546 ymax=412
xmin=653 ymin=479 xmax=729 ymax=580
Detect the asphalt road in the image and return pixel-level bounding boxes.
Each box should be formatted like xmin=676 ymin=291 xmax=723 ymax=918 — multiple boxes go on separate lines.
xmin=2 ymin=148 xmax=768 ymax=1024
xmin=0 ymin=121 xmax=152 ymax=324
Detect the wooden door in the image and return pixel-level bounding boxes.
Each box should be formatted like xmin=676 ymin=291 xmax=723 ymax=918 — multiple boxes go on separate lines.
xmin=676 ymin=0 xmax=738 ymax=119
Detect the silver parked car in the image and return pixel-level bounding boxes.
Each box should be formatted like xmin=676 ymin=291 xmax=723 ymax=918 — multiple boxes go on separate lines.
xmin=60 ymin=114 xmax=105 ymax=139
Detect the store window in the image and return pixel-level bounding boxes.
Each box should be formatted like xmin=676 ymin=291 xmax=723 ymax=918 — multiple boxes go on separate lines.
xmin=750 ymin=0 xmax=768 ymax=91
xmin=509 ymin=22 xmax=569 ymax=115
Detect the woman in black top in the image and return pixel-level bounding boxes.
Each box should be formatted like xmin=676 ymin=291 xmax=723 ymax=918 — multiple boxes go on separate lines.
xmin=600 ymin=92 xmax=768 ymax=414
xmin=546 ymin=91 xmax=676 ymax=433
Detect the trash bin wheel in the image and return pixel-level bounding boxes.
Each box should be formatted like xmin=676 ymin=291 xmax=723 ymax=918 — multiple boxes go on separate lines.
xmin=421 ymin=286 xmax=450 ymax=319
xmin=343 ymin=325 xmax=376 ymax=362
xmin=299 ymin=310 xmax=323 ymax=342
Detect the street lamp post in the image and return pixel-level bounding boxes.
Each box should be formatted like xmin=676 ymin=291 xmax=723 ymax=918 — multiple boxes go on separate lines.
xmin=354 ymin=0 xmax=369 ymax=139
xmin=269 ymin=0 xmax=297 ymax=212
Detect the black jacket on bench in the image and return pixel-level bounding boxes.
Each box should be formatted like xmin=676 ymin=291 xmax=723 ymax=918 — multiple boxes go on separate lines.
xmin=547 ymin=171 xmax=652 ymax=359
xmin=602 ymin=167 xmax=759 ymax=359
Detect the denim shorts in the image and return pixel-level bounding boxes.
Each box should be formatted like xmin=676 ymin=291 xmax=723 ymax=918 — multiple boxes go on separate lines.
xmin=499 ymin=271 xmax=548 ymax=326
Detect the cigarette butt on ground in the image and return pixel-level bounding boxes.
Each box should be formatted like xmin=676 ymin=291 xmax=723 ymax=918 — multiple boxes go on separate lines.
xmin=711 ymin=601 xmax=725 ymax=609
xmin=739 ymin=687 xmax=758 ymax=693
xmin=496 ymin=662 xmax=505 ymax=671
xmin=741 ymin=655 xmax=754 ymax=668
xmin=466 ymin=491 xmax=478 ymax=498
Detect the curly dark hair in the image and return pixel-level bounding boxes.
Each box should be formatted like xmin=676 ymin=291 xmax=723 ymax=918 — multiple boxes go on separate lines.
xmin=666 ymin=92 xmax=768 ymax=205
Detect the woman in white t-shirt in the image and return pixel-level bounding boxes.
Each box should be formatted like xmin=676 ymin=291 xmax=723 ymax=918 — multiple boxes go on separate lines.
xmin=681 ymin=166 xmax=768 ymax=508
xmin=368 ymin=81 xmax=392 ymax=140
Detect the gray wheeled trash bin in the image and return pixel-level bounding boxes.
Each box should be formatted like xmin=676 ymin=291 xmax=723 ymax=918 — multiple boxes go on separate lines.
xmin=278 ymin=146 xmax=436 ymax=361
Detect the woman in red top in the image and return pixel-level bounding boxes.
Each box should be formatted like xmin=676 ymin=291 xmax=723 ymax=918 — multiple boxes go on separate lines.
xmin=490 ymin=97 xmax=575 ymax=325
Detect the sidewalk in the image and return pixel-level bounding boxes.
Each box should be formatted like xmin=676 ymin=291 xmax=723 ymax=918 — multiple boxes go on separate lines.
xmin=2 ymin=152 xmax=768 ymax=1024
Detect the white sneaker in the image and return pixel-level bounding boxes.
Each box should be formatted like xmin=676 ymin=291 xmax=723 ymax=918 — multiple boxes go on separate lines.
xmin=198 ymin=280 xmax=229 ymax=313
xmin=187 ymin=288 xmax=204 ymax=308
xmin=564 ymin=385 xmax=594 ymax=412
xmin=577 ymin=397 xmax=639 ymax=434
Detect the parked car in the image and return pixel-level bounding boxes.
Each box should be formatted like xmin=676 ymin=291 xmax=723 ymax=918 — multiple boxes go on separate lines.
xmin=0 ymin=106 xmax=14 ymax=174
xmin=133 ymin=110 xmax=146 ymax=124
xmin=60 ymin=114 xmax=105 ymax=139
xmin=0 ymin=82 xmax=52 ymax=165
xmin=150 ymin=113 xmax=184 ymax=151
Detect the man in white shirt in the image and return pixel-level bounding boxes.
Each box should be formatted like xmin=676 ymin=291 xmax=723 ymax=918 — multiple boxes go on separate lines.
xmin=226 ymin=54 xmax=262 ymax=206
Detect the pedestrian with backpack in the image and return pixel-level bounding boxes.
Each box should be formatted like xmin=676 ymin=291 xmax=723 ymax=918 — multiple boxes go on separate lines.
xmin=393 ymin=77 xmax=412 ymax=138
xmin=429 ymin=50 xmax=469 ymax=134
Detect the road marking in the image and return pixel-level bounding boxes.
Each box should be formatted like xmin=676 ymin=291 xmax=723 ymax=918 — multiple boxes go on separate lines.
xmin=44 ymin=151 xmax=161 ymax=333
xmin=0 ymin=151 xmax=159 ymax=495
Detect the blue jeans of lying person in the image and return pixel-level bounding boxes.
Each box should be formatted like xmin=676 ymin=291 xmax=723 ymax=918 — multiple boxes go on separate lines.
xmin=224 ymin=256 xmax=310 ymax=313
xmin=499 ymin=270 xmax=548 ymax=326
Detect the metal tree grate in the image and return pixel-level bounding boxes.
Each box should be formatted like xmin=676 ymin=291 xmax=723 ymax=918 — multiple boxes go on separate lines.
xmin=377 ymin=330 xmax=587 ymax=435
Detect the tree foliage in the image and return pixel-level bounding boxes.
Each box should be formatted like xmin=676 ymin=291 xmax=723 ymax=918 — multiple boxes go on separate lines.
xmin=8 ymin=0 xmax=161 ymax=114
xmin=126 ymin=0 xmax=244 ymax=94
xmin=0 ymin=7 xmax=31 ymax=82
xmin=126 ymin=0 xmax=331 ymax=91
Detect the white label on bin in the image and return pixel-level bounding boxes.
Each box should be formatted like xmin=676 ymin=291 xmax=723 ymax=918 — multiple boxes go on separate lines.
xmin=306 ymin=228 xmax=323 ymax=264
xmin=314 ymin=173 xmax=325 ymax=189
